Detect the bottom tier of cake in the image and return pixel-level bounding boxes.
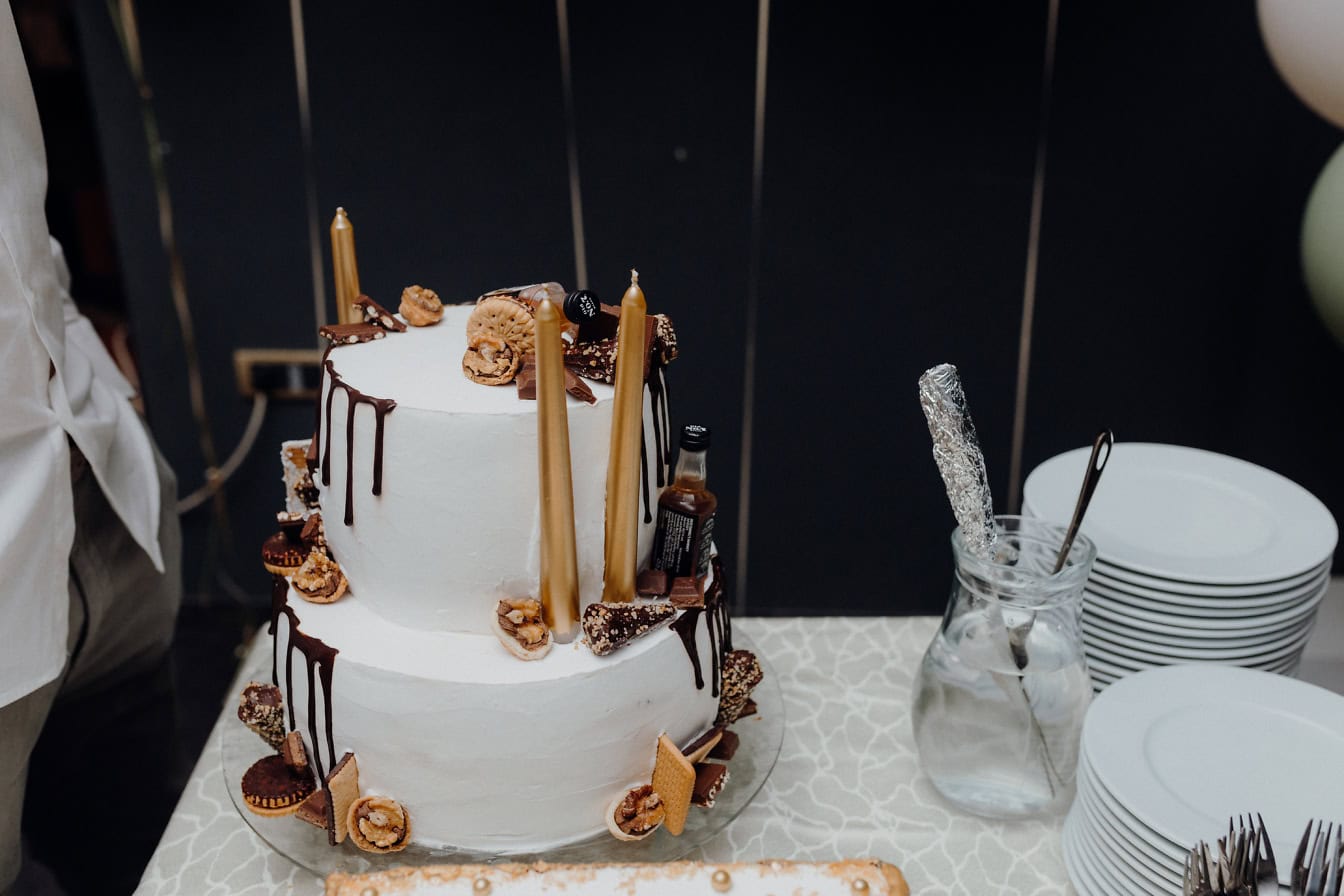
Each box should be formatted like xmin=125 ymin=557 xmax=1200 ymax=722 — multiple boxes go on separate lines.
xmin=276 ymin=585 xmax=721 ymax=852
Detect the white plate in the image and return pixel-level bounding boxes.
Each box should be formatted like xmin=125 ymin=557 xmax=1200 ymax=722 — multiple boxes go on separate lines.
xmin=1024 ymin=443 xmax=1337 ymax=584
xmin=1082 ymin=622 xmax=1315 ymax=663
xmin=1076 ymin=774 xmax=1180 ymax=889
xmin=1080 ymin=753 xmax=1186 ymax=864
xmin=1082 ymin=649 xmax=1299 ymax=679
xmin=1062 ymin=809 xmax=1126 ymax=896
xmin=1091 ymin=556 xmax=1331 ymax=598
xmin=1083 ymin=636 xmax=1306 ymax=673
xmin=1085 ymin=577 xmax=1325 ymax=625
xmin=1083 ymin=664 xmax=1344 ymax=885
xmin=1089 ymin=565 xmax=1331 ymax=611
xmin=1083 ymin=584 xmax=1326 ymax=632
xmin=1082 ymin=607 xmax=1316 ymax=648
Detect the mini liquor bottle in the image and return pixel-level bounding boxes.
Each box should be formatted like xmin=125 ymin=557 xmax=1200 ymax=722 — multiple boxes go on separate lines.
xmin=651 ymin=425 xmax=717 ymax=579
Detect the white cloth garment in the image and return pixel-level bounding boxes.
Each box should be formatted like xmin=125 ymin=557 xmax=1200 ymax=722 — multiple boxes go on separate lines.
xmin=0 ymin=7 xmax=163 ymax=708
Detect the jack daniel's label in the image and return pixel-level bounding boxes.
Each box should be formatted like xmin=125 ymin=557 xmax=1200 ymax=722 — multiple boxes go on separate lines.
xmin=652 ymin=506 xmax=715 ymax=579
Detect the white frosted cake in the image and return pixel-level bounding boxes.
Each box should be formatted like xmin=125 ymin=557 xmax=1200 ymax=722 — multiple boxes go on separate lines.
xmin=240 ymin=287 xmax=760 ymax=856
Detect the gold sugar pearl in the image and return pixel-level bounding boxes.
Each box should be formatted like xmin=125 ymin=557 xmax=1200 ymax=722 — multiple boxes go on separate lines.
xmin=851 ymin=879 xmax=871 ymax=894
xmin=711 ymin=868 xmax=732 ymax=892
xmin=472 ymin=878 xmax=492 ymax=895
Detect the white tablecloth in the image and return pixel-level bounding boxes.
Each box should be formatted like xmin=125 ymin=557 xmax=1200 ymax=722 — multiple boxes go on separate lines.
xmin=133 ymin=617 xmax=1075 ymax=896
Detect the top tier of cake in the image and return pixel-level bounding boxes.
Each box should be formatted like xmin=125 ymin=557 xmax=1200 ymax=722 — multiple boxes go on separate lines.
xmin=315 ymin=304 xmax=660 ymax=635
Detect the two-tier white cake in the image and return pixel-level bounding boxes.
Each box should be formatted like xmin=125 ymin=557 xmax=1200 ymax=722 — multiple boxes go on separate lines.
xmin=251 ymin=300 xmax=740 ymax=853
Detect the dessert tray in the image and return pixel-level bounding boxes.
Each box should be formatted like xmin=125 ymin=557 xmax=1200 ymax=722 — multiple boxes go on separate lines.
xmin=223 ymin=632 xmax=783 ymax=877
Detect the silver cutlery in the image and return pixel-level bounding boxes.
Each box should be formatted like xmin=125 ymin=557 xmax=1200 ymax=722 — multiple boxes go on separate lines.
xmin=1185 ymin=815 xmax=1277 ymax=896
xmin=1294 ymin=821 xmax=1343 ymax=896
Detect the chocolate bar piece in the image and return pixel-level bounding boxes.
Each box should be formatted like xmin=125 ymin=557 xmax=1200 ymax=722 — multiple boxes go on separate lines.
xmin=681 ymin=725 xmax=725 ymax=764
xmin=668 ymin=575 xmax=705 ymax=609
xmin=516 ymin=356 xmax=597 ymax=405
xmin=691 ymin=762 xmax=728 ymax=808
xmin=708 ymin=729 xmax=740 ymax=761
xmin=354 ymin=295 xmax=406 ymax=332
xmin=636 ymin=568 xmax=670 ymax=598
xmin=319 ymin=322 xmax=386 ymax=345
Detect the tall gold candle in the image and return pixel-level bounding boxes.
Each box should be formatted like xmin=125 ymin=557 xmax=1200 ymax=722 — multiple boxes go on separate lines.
xmin=601 ymin=270 xmax=647 ymax=604
xmin=330 ymin=207 xmax=361 ymax=325
xmin=536 ymin=299 xmax=582 ymax=641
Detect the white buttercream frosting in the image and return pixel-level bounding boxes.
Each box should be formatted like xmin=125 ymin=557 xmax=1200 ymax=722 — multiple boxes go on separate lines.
xmin=282 ymin=583 xmax=719 ymax=851
xmin=316 ymin=305 xmax=660 ymax=635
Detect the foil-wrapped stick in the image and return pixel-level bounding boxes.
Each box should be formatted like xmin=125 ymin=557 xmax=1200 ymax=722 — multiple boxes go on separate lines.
xmin=918 ymin=363 xmax=997 ymax=560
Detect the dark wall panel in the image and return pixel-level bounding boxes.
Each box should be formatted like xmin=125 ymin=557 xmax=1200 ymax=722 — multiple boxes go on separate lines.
xmin=746 ymin=3 xmax=1049 ymax=614
xmin=302 ymin=2 xmax=573 ymax=304
xmin=75 ymin=2 xmax=316 ymax=597
xmin=1026 ymin=2 xmax=1344 ymax=558
xmin=568 ymin=2 xmax=756 ymax=582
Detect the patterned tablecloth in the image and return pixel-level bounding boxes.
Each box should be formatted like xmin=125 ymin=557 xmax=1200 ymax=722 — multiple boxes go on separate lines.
xmin=133 ymin=617 xmax=1076 ymax=896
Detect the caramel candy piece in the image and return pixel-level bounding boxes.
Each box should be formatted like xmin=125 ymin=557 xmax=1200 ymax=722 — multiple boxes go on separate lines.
xmin=691 ymin=762 xmax=729 ymax=808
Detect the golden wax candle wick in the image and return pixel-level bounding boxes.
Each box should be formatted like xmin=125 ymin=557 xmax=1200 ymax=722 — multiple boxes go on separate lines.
xmin=601 ymin=270 xmax=648 ymax=603
xmin=536 ymin=298 xmax=581 ymax=641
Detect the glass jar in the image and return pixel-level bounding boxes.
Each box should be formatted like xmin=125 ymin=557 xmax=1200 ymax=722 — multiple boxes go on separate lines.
xmin=911 ymin=515 xmax=1096 ymax=819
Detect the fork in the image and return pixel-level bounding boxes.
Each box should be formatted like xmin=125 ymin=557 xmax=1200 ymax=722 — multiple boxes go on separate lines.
xmin=1185 ymin=816 xmax=1279 ymax=896
xmin=1294 ymin=821 xmax=1344 ymax=896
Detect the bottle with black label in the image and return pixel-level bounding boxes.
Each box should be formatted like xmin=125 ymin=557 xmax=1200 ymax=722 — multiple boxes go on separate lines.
xmin=651 ymin=424 xmax=717 ymax=579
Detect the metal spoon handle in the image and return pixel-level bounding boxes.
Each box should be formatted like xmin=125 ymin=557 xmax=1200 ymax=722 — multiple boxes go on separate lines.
xmin=1052 ymin=429 xmax=1114 ymax=574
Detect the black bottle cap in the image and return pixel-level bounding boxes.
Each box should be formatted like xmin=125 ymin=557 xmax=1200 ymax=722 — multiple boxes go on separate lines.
xmin=680 ymin=424 xmax=711 ymax=451
xmin=563 ymin=290 xmax=600 ymax=324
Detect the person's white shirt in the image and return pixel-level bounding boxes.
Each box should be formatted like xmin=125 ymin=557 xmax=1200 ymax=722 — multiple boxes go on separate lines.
xmin=1 ymin=6 xmax=164 ymax=708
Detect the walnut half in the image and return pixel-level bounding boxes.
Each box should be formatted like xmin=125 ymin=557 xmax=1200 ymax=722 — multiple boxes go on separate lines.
xmin=490 ymin=598 xmax=552 ymax=661
xmin=606 ymin=784 xmax=665 ymax=841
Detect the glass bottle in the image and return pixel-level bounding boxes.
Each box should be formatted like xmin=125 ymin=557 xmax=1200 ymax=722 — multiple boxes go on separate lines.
xmin=651 ymin=425 xmax=717 ymax=579
xmin=911 ymin=515 xmax=1096 ymax=819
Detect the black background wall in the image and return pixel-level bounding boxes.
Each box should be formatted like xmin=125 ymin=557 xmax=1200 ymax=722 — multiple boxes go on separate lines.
xmin=22 ymin=0 xmax=1344 ymax=616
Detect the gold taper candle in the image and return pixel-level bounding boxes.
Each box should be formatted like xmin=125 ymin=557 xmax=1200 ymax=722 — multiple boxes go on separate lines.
xmin=330 ymin=207 xmax=361 ymax=324
xmin=536 ymin=298 xmax=582 ymax=641
xmin=601 ymin=270 xmax=648 ymax=603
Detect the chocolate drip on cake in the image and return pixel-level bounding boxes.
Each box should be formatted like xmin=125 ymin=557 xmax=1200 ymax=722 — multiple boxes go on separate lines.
xmin=268 ymin=576 xmax=341 ymax=780
xmin=318 ymin=360 xmax=397 ymax=526
xmin=639 ymin=433 xmax=652 ymax=525
xmin=670 ymin=564 xmax=731 ymax=696
xmin=649 ymin=367 xmax=671 ymax=488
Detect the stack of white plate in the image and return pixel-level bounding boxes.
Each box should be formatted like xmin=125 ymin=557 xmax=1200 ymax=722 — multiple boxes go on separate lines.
xmin=1024 ymin=443 xmax=1337 ymax=691
xmin=1063 ymin=664 xmax=1344 ymax=894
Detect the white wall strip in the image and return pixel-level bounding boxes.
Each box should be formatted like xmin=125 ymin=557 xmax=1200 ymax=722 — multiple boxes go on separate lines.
xmin=288 ymin=0 xmax=327 ymax=341
xmin=735 ymin=0 xmax=771 ymax=614
xmin=555 ymin=0 xmax=589 ymax=288
xmin=1007 ymin=0 xmax=1061 ymax=514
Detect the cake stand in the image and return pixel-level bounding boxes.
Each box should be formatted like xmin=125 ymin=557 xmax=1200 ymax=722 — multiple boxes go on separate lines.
xmin=222 ymin=632 xmax=783 ymax=877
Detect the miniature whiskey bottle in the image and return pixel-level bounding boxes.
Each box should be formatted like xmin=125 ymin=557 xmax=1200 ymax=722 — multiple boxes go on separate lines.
xmin=651 ymin=424 xmax=717 ymax=579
